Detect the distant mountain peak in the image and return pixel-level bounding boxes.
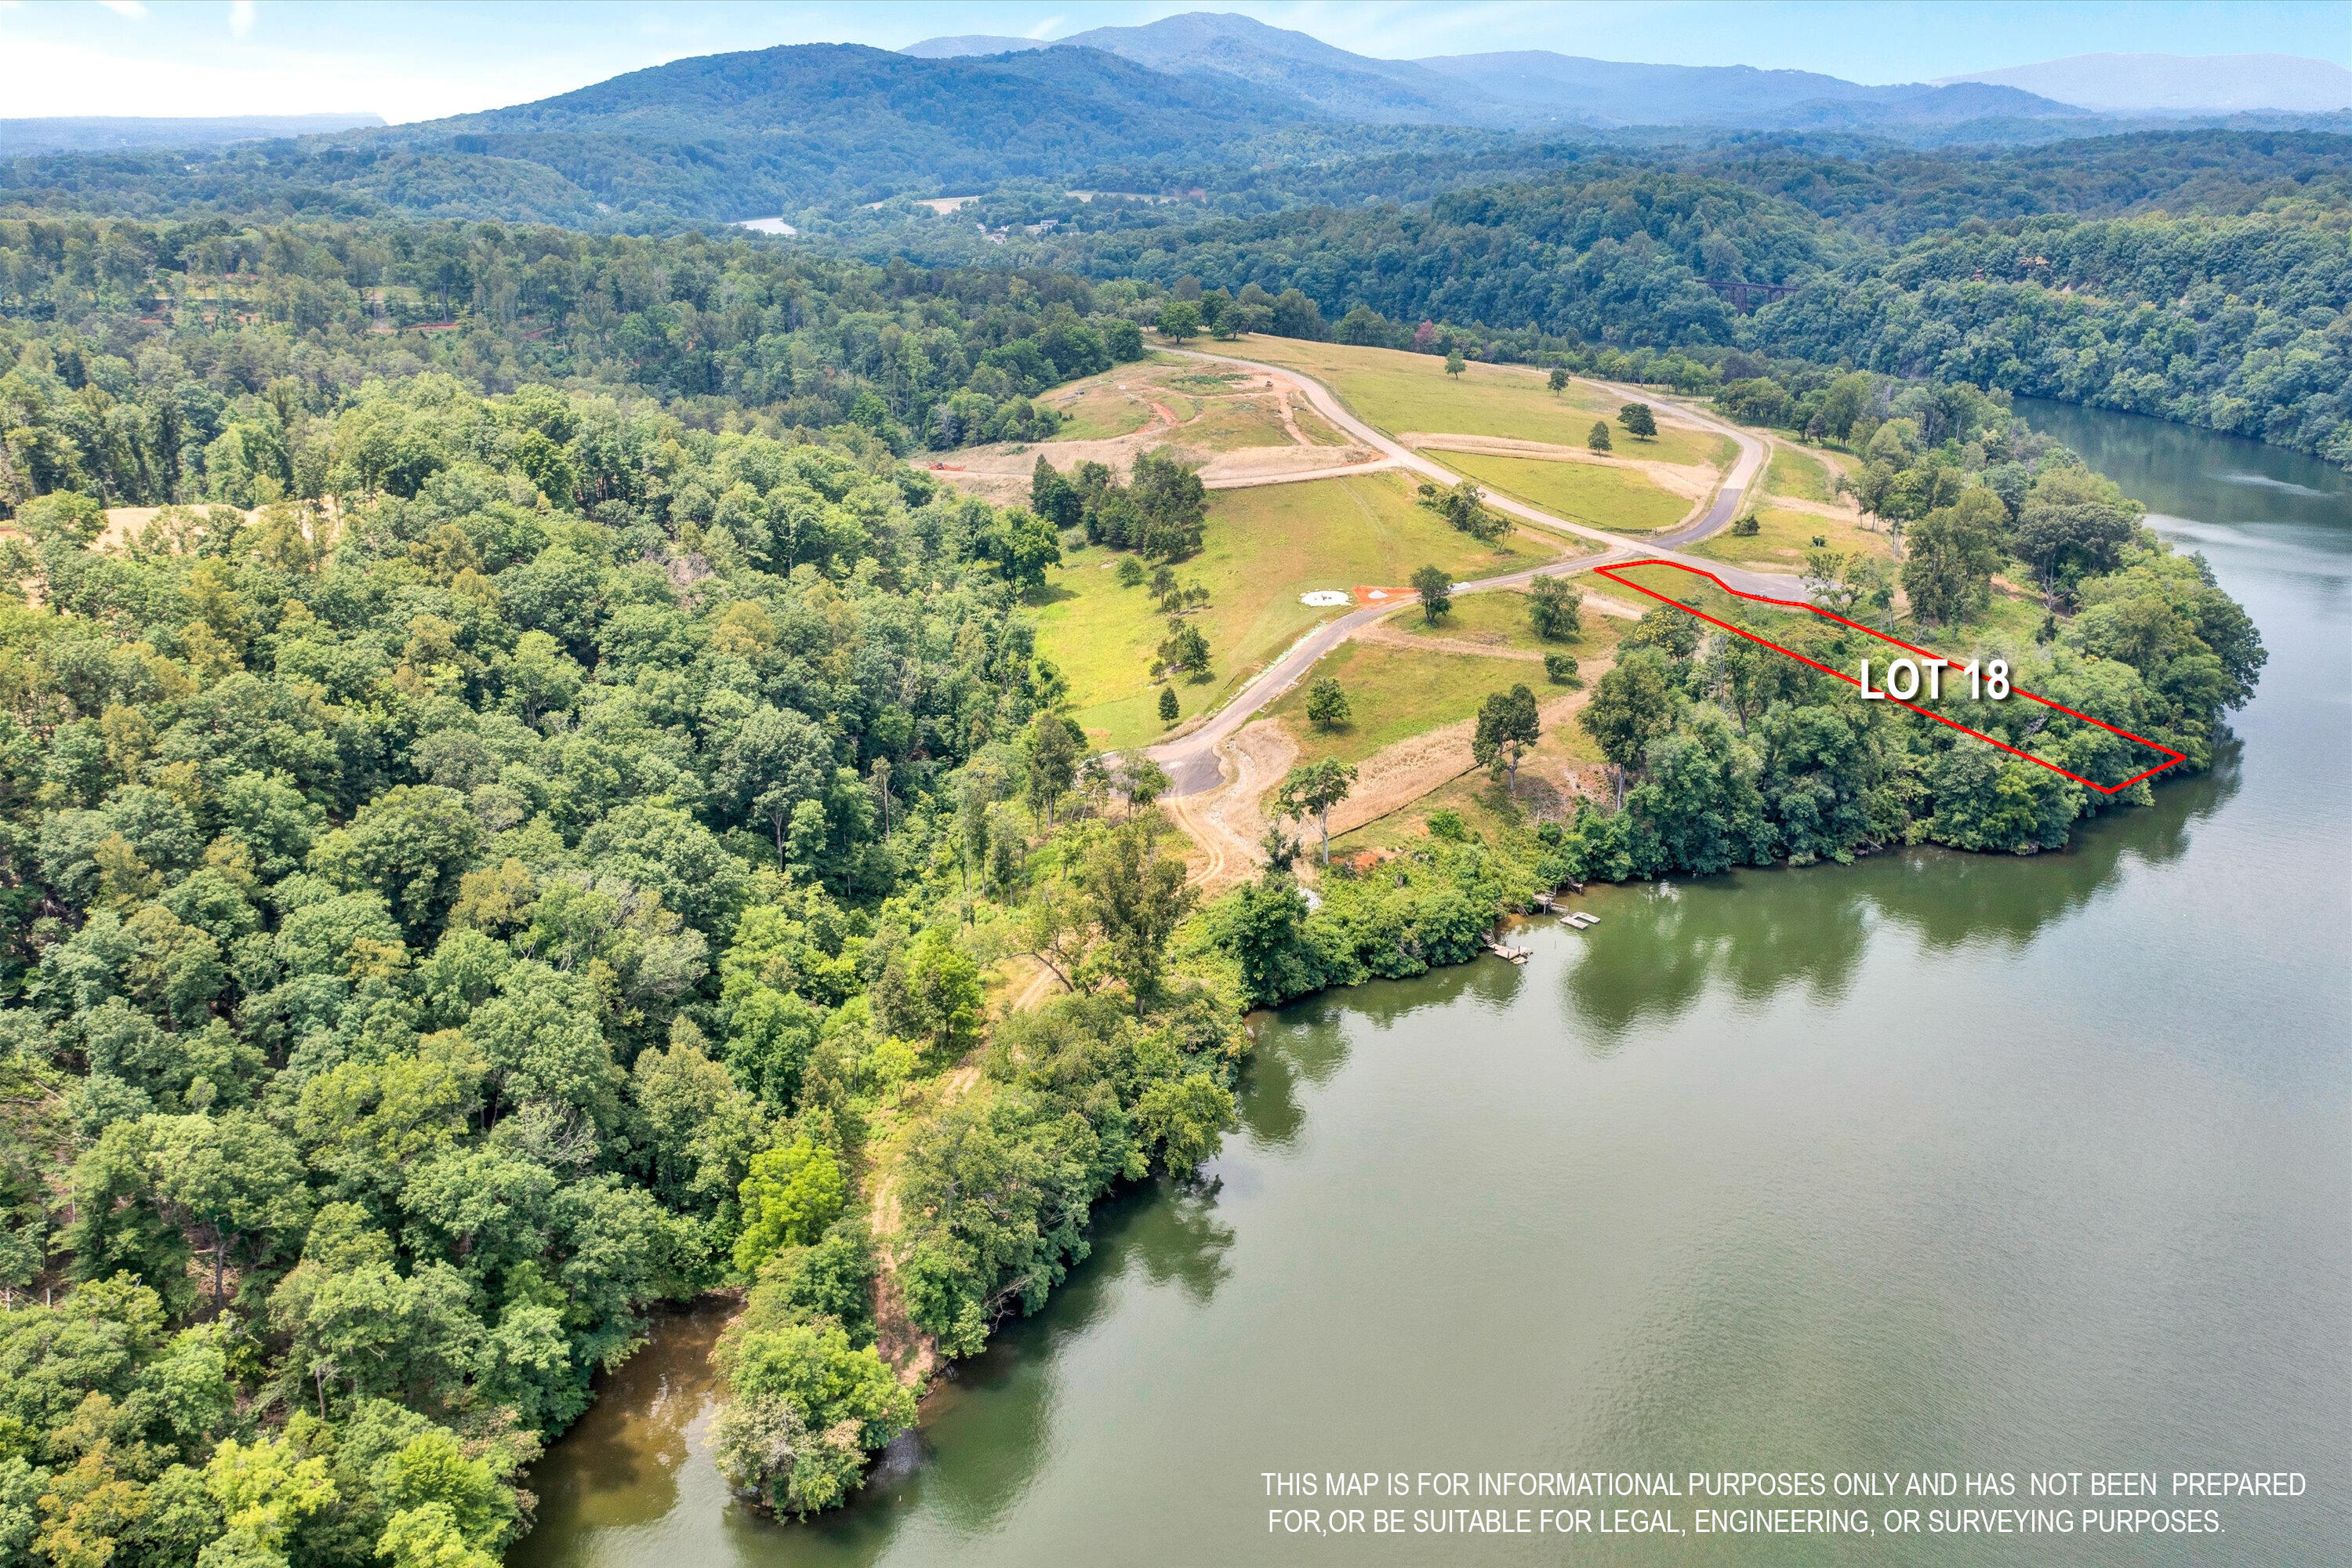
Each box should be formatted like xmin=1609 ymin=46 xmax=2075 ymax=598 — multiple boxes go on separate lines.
xmin=900 ymin=34 xmax=1047 ymax=59
xmin=1940 ymin=53 xmax=2352 ymax=114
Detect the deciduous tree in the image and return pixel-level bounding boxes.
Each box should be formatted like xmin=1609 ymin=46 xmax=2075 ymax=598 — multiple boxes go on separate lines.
xmin=1411 ymin=565 xmax=1453 ymax=623
xmin=1472 ymin=684 xmax=1542 ymax=796
xmin=1274 ymin=758 xmax=1357 ymax=865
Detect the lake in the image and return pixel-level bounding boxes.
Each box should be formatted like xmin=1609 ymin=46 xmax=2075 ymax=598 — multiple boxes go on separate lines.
xmin=512 ymin=399 xmax=2350 ymax=1566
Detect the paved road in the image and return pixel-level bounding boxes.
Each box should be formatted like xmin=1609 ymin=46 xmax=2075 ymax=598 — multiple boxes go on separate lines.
xmin=1142 ymin=352 xmax=1792 ymax=797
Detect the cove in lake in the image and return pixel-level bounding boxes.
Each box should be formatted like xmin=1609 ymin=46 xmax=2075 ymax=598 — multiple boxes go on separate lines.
xmin=513 ymin=400 xmax=2350 ymax=1566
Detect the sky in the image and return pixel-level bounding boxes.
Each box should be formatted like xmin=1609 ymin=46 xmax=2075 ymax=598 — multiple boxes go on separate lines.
xmin=1 ymin=0 xmax=2347 ymax=123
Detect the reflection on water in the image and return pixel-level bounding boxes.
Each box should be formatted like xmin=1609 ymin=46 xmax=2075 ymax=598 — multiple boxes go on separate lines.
xmin=513 ymin=400 xmax=2350 ymax=1567
xmin=509 ymin=1303 xmax=735 ymax=1568
xmin=2220 ymin=470 xmax=2328 ymax=496
xmin=1564 ymin=750 xmax=2232 ymax=1045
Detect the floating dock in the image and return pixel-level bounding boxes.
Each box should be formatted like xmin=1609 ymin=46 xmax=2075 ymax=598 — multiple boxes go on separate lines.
xmin=1562 ymin=912 xmax=1599 ymax=930
xmin=1484 ymin=936 xmax=1534 ymax=964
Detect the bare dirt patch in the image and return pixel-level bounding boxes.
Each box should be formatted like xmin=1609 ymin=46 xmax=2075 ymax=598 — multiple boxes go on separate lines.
xmin=1163 ymin=717 xmax=1297 ymax=891
xmin=1356 ymin=622 xmax=1547 ymax=662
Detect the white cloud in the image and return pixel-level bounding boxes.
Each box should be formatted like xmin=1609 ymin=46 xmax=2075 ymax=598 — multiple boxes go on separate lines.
xmin=229 ymin=0 xmax=255 ymax=38
xmin=93 ymin=0 xmax=149 ymax=17
xmin=1025 ymin=13 xmax=1064 ymax=39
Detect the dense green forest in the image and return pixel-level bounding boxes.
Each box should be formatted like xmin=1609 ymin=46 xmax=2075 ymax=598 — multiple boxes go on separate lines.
xmin=0 ymin=314 xmax=1241 ymax=1562
xmin=0 ymin=214 xmax=1167 ymax=513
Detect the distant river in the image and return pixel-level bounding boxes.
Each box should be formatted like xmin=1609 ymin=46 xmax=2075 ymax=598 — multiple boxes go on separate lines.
xmin=512 ymin=401 xmax=2350 ymax=1566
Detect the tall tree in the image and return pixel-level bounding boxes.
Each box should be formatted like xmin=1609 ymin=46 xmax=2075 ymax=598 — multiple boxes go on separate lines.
xmin=1527 ymin=576 xmax=1581 ymax=641
xmin=1274 ymin=758 xmax=1358 ymax=866
xmin=1472 ymin=685 xmax=1543 ymax=796
xmin=2015 ymin=466 xmax=2142 ymax=608
xmin=1073 ymin=818 xmax=1196 ymax=1014
xmin=1579 ymin=648 xmax=1678 ymax=808
xmin=1305 ymin=677 xmax=1352 ymax=731
xmin=1155 ymin=299 xmax=1202 ymax=343
xmin=1411 ymin=565 xmax=1453 ymax=623
xmin=1900 ymin=487 xmax=2005 ymax=630
xmin=1025 ymin=713 xmax=1081 ymax=829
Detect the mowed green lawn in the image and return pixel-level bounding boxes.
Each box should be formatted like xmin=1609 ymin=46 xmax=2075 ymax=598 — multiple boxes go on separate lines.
xmin=1200 ymin=337 xmax=1730 ymax=469
xmin=1764 ymin=443 xmax=1837 ymax=503
xmin=1690 ymin=503 xmax=1893 ymax=570
xmin=1439 ymin=452 xmax=1694 ymax=534
xmin=1273 ymin=590 xmax=1630 ymax=768
xmin=1033 ymin=472 xmax=1560 ymax=750
xmin=1396 ymin=588 xmax=1555 ymax=652
xmin=1405 ymin=586 xmax=1633 ymax=658
xmin=1269 ymin=639 xmax=1529 ymax=769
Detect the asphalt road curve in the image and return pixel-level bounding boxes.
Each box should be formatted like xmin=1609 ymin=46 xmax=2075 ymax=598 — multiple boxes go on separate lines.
xmin=1142 ymin=351 xmax=1788 ymax=797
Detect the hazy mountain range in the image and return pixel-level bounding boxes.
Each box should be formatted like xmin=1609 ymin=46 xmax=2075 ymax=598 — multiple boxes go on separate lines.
xmin=1 ymin=11 xmax=2343 ymax=230
xmin=906 ymin=15 xmax=2349 ymax=124
xmin=1941 ymin=53 xmax=2352 ymax=114
xmin=0 ymin=113 xmax=385 ymax=157
xmin=904 ymin=13 xmax=2080 ymax=129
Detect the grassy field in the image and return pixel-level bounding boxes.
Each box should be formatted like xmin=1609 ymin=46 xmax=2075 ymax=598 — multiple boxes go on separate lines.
xmin=1046 ymin=382 xmax=1157 ymax=441
xmin=1033 ymin=472 xmax=1562 ymax=749
xmin=1292 ymin=400 xmax=1352 ymax=446
xmin=1690 ymin=503 xmax=1893 ymax=571
xmin=1269 ymin=639 xmax=1532 ymax=769
xmin=1274 ymin=590 xmax=1630 ymax=768
xmin=1410 ymin=586 xmax=1634 ymax=656
xmin=1439 ymin=452 xmax=1694 ymax=533
xmin=1199 ymin=338 xmax=1730 ymax=470
xmin=1396 ymin=588 xmax=1554 ymax=652
xmin=1764 ymin=443 xmax=1837 ymax=503
xmin=1612 ymin=555 xmax=2045 ymax=658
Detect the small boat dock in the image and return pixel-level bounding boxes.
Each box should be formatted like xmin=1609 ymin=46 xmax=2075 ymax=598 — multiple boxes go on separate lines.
xmin=1484 ymin=935 xmax=1534 ymax=964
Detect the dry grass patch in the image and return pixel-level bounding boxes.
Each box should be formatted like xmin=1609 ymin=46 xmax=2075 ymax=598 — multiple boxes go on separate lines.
xmin=1690 ymin=504 xmax=1893 ymax=571
xmin=1437 ymin=452 xmax=1695 ymax=533
xmin=1764 ymin=443 xmax=1838 ymax=503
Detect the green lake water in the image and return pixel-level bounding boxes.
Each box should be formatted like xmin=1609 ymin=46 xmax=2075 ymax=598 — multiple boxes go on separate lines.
xmin=512 ymin=399 xmax=2350 ymax=1566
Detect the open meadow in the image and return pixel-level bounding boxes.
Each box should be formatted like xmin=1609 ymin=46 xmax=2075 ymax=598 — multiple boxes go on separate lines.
xmin=1438 ymin=450 xmax=1696 ymax=533
xmin=1033 ymin=471 xmax=1565 ymax=749
xmin=1204 ymin=336 xmax=1735 ymax=470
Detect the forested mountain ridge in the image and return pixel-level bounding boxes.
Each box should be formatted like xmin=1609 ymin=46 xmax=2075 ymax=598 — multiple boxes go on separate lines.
xmin=9 ymin=17 xmax=2343 ymax=234
xmin=1753 ymin=201 xmax=2352 ymax=460
xmin=0 ymin=43 xmax=1318 ymax=229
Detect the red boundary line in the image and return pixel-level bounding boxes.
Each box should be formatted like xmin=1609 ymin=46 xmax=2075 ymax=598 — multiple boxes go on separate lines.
xmin=1591 ymin=559 xmax=2183 ymax=795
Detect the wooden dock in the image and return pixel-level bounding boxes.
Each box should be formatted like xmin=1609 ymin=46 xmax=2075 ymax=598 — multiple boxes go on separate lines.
xmin=1562 ymin=912 xmax=1599 ymax=931
xmin=1483 ymin=936 xmax=1533 ymax=964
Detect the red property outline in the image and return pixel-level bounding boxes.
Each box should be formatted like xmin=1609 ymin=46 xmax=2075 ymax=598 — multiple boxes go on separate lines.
xmin=1590 ymin=559 xmax=2184 ymax=794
